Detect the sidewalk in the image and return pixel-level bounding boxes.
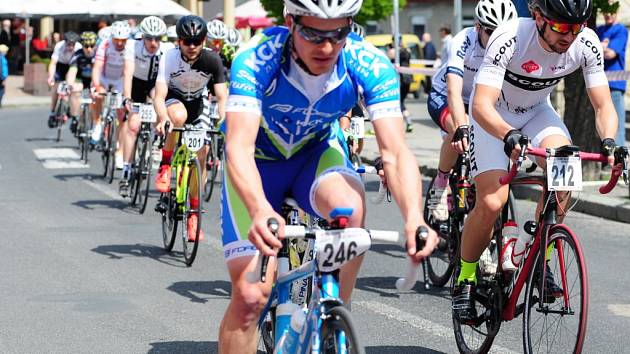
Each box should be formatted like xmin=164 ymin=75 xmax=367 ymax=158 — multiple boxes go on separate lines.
xmin=1 ymin=75 xmax=50 ymax=108
xmin=360 ymin=97 xmax=630 ymax=224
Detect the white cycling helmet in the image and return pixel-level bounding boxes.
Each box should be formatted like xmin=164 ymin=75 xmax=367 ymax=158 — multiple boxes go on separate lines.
xmin=351 ymin=22 xmax=365 ymax=38
xmin=166 ymin=25 xmax=177 ymax=40
xmin=207 ymin=19 xmax=228 ymax=40
xmin=475 ymin=0 xmax=517 ymax=29
xmin=111 ymin=21 xmax=131 ymax=39
xmin=284 ymin=0 xmax=363 ymax=18
xmin=225 ymin=28 xmax=242 ymax=47
xmin=140 ymin=16 xmax=167 ymax=37
xmin=98 ymin=26 xmax=111 ymax=41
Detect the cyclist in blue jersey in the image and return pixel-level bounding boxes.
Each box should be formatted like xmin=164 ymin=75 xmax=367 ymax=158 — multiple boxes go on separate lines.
xmin=218 ymin=1 xmax=438 ymax=352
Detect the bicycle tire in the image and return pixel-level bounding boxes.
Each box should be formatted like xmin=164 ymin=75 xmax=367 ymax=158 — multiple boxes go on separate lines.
xmin=130 ymin=140 xmax=142 ymax=206
xmin=80 ymin=105 xmax=90 ymax=164
xmin=161 ymin=188 xmax=177 ymax=251
xmin=320 ymin=305 xmax=365 ymax=354
xmin=258 ymin=308 xmax=276 ymax=354
xmin=523 ymin=227 xmax=588 ymax=354
xmin=424 ymin=176 xmax=456 ymax=286
xmin=107 ymin=118 xmax=117 ymax=184
xmin=204 ymin=138 xmax=220 ymax=202
xmin=182 ymin=158 xmax=203 ymax=266
xmin=137 ymin=139 xmax=152 ymax=214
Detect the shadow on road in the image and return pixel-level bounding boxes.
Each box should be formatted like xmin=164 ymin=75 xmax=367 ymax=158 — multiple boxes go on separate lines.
xmin=369 ymin=244 xmax=406 ymax=259
xmin=91 ymin=243 xmax=186 ymax=267
xmin=148 ymin=340 xmax=218 ymax=353
xmin=355 ymin=276 xmax=450 ymax=300
xmin=367 ymin=345 xmax=445 ymax=354
xmin=53 ymin=172 xmax=102 ymax=182
xmin=72 ymin=199 xmax=131 ymax=211
xmin=167 ymin=280 xmax=232 ymax=303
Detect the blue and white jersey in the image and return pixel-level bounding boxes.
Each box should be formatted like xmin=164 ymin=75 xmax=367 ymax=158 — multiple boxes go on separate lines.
xmin=227 ymin=27 xmax=402 ymax=160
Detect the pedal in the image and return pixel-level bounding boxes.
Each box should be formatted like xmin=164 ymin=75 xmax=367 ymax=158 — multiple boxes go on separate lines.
xmin=154 ymin=200 xmax=167 ymax=213
xmin=524 ymin=220 xmax=537 ymax=236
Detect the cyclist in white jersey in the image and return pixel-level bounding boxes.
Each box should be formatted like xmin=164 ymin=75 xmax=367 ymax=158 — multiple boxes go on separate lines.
xmin=118 ymin=16 xmax=174 ymax=197
xmin=91 ymin=20 xmax=133 ymax=153
xmin=47 ymin=32 xmax=82 ymax=128
xmin=453 ymin=0 xmax=621 ymax=322
xmin=425 ymin=0 xmax=516 ymax=222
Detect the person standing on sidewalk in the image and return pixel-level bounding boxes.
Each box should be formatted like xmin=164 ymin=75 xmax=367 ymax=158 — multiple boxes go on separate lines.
xmin=388 ymin=38 xmax=414 ymax=132
xmin=597 ymin=1 xmax=628 ymax=146
xmin=0 ymin=44 xmax=8 ymax=108
xmin=422 ymin=32 xmax=437 ymax=94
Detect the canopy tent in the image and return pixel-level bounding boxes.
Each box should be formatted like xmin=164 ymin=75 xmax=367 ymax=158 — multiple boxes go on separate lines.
xmin=0 ymin=0 xmax=83 ymax=18
xmin=0 ymin=0 xmax=191 ymax=19
xmin=217 ymin=0 xmax=275 ymax=29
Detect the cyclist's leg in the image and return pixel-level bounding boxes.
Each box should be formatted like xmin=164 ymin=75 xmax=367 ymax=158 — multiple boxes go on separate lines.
xmin=90 ymin=80 xmax=107 ymax=143
xmin=219 ymin=159 xmax=295 ymax=353
xmin=154 ymin=98 xmax=187 ymax=192
xmin=121 ymin=80 xmax=149 ymax=182
xmin=292 ymin=138 xmax=365 ymax=303
xmin=188 ymin=97 xmax=211 ymax=203
xmin=69 ymin=82 xmax=83 ymax=132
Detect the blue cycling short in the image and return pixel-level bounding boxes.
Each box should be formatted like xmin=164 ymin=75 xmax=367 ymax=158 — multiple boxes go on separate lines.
xmin=427 ymin=89 xmax=468 ymax=132
xmin=221 ymin=137 xmax=361 ymax=262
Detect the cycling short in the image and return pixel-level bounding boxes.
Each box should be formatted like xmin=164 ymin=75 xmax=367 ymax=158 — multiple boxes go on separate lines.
xmin=221 ymin=138 xmax=361 ymax=262
xmin=54 ymin=64 xmax=70 ymax=83
xmin=100 ymin=76 xmax=123 ymax=94
xmin=131 ymin=77 xmax=154 ymax=103
xmin=166 ymin=94 xmax=212 ymax=143
xmin=469 ymin=102 xmax=571 ymax=178
xmin=427 ymin=89 xmax=468 ymax=132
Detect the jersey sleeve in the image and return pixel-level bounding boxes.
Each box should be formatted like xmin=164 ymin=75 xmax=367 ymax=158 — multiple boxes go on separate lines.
xmin=445 ymin=28 xmax=472 ymax=78
xmin=579 ymin=29 xmax=608 ymax=88
xmin=207 ymin=50 xmax=226 ymax=89
xmin=94 ymin=40 xmax=107 ymax=65
xmin=475 ymin=22 xmax=519 ymax=89
xmin=346 ymin=39 xmax=402 ymax=120
xmin=155 ymin=49 xmax=168 ymax=84
xmin=69 ymin=50 xmax=80 ymax=67
xmin=226 ymin=41 xmax=269 ymax=116
xmin=51 ymin=41 xmax=64 ymax=62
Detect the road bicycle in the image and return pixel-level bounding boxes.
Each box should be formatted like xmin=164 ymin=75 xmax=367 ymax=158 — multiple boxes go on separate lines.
xmin=98 ymin=89 xmax=123 ymax=184
xmin=52 ymin=82 xmax=71 ymax=142
xmin=452 ymin=141 xmax=628 ymax=354
xmin=203 ymin=102 xmax=223 ymax=202
xmin=256 ymin=206 xmax=428 ymax=354
xmin=156 ymin=124 xmax=207 ymax=266
xmin=76 ymin=89 xmax=93 ymax=164
xmin=128 ymin=102 xmax=157 ymax=214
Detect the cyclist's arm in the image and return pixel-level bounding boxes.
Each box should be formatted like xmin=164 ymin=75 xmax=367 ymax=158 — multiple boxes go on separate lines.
xmin=65 ymin=65 xmax=78 ymax=84
xmin=153 ymin=80 xmax=168 ymax=124
xmin=91 ymin=58 xmax=103 ymax=90
xmin=587 ymin=85 xmax=618 ymax=142
xmin=471 ymin=84 xmax=513 ymax=139
xmin=212 ymin=82 xmax=228 ymax=120
xmin=123 ymin=58 xmax=134 ymax=102
xmin=446 ymin=73 xmax=467 ymax=127
xmin=47 ymin=58 xmax=58 ymax=86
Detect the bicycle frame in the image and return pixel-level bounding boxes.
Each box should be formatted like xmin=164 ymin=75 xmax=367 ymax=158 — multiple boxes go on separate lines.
xmin=171 ymin=134 xmax=198 ymax=205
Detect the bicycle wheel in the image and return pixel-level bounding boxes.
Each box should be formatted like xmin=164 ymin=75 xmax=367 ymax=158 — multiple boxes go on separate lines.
xmin=55 ymin=100 xmax=64 ymax=143
xmin=424 ymin=176 xmax=456 ymax=286
xmin=258 ymin=308 xmax=276 ymax=354
xmin=523 ymin=227 xmax=588 ymax=354
xmin=182 ymin=158 xmax=203 ymax=266
xmin=320 ymin=305 xmax=365 ymax=354
xmin=204 ymin=137 xmax=220 ymax=202
xmin=136 ymin=138 xmax=152 ymax=214
xmin=101 ymin=119 xmax=112 ymax=178
xmin=106 ymin=117 xmax=117 ymax=184
xmin=130 ymin=139 xmax=143 ymax=206
xmin=80 ymin=105 xmax=90 ymax=164
xmin=161 ymin=187 xmax=177 ymax=251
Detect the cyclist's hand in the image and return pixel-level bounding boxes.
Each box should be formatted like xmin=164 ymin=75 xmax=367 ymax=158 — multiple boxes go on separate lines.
xmin=405 ymin=222 xmax=439 ymax=263
xmin=47 ymin=77 xmax=55 ymax=87
xmin=451 ymin=125 xmax=470 ymax=154
xmin=248 ymin=209 xmax=284 ymax=257
xmin=156 ymin=119 xmax=171 ymax=136
xmin=123 ymin=98 xmax=132 ymax=112
xmin=601 ymin=138 xmax=617 ymax=168
xmin=373 ymin=156 xmax=387 ymax=187
xmin=503 ymin=129 xmax=528 ymax=162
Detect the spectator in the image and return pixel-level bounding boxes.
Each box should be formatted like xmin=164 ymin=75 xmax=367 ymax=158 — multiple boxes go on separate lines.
xmin=51 ymin=32 xmax=61 ymax=49
xmin=597 ymin=0 xmax=628 ymax=146
xmin=388 ymin=37 xmax=414 ymax=132
xmin=0 ymin=20 xmax=10 ymax=47
xmin=422 ymin=32 xmax=437 ymax=94
xmin=0 ymin=44 xmax=8 ymax=108
xmin=438 ymin=24 xmax=452 ymax=64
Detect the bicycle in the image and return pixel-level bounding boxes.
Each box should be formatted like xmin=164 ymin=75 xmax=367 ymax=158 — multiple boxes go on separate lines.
xmin=128 ymin=102 xmax=157 ymax=214
xmin=204 ymin=101 xmax=223 ymax=202
xmin=155 ymin=124 xmax=207 ymax=266
xmin=76 ymin=89 xmax=93 ymax=164
xmin=345 ymin=116 xmax=365 ymax=170
xmin=423 ymin=151 xmax=517 ymax=288
xmin=52 ymin=82 xmax=71 ymax=142
xmin=98 ymin=89 xmax=123 ymax=184
xmin=452 ymin=141 xmax=628 ymax=354
xmin=255 ymin=208 xmax=427 ymax=354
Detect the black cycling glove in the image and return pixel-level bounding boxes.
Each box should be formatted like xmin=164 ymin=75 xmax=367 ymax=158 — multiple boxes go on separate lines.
xmin=452 ymin=125 xmax=470 ymax=145
xmin=373 ymin=156 xmax=383 ymax=172
xmin=503 ymin=129 xmax=527 ymax=158
xmin=601 ymin=138 xmax=616 ymax=157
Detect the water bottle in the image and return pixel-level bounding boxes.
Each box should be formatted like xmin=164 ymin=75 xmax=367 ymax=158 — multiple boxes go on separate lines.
xmin=501 ymin=220 xmax=519 ymax=272
xmin=276 ymin=308 xmax=306 ymax=354
xmin=512 ymin=224 xmax=533 ymax=268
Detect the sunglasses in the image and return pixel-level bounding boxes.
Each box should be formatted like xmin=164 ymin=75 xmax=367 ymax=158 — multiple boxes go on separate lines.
xmin=144 ymin=35 xmax=161 ymax=42
xmin=83 ymin=44 xmax=95 ymax=49
xmin=480 ymin=25 xmax=494 ymax=36
xmin=181 ymin=37 xmax=205 ymax=46
xmin=295 ymin=23 xmax=351 ymax=44
xmin=544 ymin=17 xmax=586 ymax=35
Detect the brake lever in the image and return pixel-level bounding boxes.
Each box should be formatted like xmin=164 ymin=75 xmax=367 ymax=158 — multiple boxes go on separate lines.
xmin=260 ymin=218 xmax=280 ymax=282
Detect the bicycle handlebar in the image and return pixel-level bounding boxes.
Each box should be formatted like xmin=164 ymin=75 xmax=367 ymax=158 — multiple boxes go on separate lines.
xmin=499 ymin=146 xmax=625 ymax=194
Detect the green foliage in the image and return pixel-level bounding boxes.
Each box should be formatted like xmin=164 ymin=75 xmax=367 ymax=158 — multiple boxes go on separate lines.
xmin=260 ymin=0 xmax=407 ymax=25
xmin=30 ymin=54 xmax=50 ymax=66
xmin=594 ymin=0 xmax=620 ymax=15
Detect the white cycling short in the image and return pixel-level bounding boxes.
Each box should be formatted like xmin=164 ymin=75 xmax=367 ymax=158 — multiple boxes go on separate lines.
xmin=469 ymin=102 xmax=571 ymax=178
xmin=100 ymin=76 xmax=123 ymax=94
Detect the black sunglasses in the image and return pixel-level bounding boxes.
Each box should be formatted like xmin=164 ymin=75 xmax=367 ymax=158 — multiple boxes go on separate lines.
xmin=144 ymin=35 xmax=161 ymax=42
xmin=181 ymin=37 xmax=205 ymax=46
xmin=295 ymin=23 xmax=351 ymax=44
xmin=481 ymin=25 xmax=494 ymax=36
xmin=83 ymin=44 xmax=95 ymax=49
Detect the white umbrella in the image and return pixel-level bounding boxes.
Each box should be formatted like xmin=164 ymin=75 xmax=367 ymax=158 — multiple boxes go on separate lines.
xmin=89 ymin=0 xmax=191 ymax=18
xmin=0 ymin=0 xmax=88 ymax=18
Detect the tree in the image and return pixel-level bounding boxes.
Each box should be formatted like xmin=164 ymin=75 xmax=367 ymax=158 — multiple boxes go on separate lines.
xmin=563 ymin=1 xmax=617 ymax=180
xmin=260 ymin=0 xmax=407 ymax=25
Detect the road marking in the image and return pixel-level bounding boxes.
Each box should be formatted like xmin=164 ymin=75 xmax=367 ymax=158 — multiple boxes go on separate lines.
xmin=33 ymin=148 xmax=89 ymax=169
xmin=354 ymin=300 xmax=519 ymax=354
xmin=82 ymin=180 xmax=124 ymax=201
xmin=608 ymin=304 xmax=630 ymax=318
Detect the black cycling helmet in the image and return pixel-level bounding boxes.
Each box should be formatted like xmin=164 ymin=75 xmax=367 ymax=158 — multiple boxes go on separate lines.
xmin=529 ymin=0 xmax=592 ymax=24
xmin=64 ymin=31 xmax=80 ymax=44
xmin=176 ymin=15 xmax=207 ymax=42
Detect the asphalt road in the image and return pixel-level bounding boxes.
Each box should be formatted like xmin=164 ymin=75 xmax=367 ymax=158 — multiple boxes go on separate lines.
xmin=1 ymin=107 xmax=629 ymax=353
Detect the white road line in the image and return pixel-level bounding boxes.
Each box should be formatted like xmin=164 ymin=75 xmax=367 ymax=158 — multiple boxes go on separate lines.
xmin=33 ymin=148 xmax=89 ymax=169
xmin=82 ymin=180 xmax=124 ymax=201
xmin=608 ymin=304 xmax=630 ymax=318
xmin=354 ymin=300 xmax=519 ymax=354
